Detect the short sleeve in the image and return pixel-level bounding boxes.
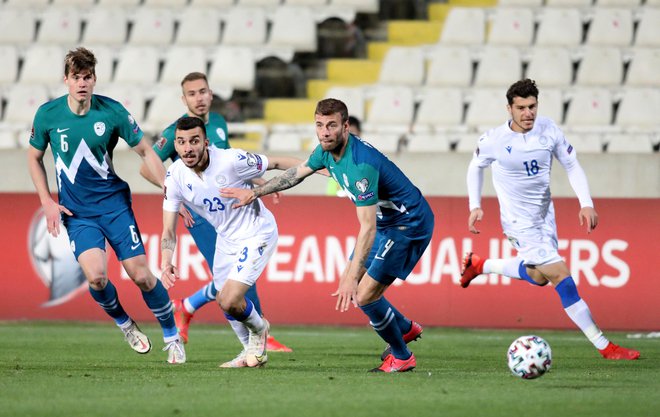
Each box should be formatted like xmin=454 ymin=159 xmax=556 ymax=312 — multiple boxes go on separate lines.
xmin=233 ymin=150 xmax=269 ymax=181
xmin=352 ymin=164 xmax=380 ymax=207
xmin=163 ymin=168 xmax=182 ymax=213
xmin=112 ymin=101 xmax=143 ymax=147
xmin=153 ymin=125 xmax=177 ymax=162
xmin=307 ymin=145 xmax=326 ymax=171
xmin=29 ymin=107 xmax=50 ymax=151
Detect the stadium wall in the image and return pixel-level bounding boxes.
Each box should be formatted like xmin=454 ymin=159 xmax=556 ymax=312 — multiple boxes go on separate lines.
xmin=2 ymin=193 xmax=658 ymax=331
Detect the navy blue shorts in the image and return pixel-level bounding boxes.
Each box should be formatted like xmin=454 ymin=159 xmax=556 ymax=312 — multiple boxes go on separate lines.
xmin=63 ymin=206 xmax=145 ymax=261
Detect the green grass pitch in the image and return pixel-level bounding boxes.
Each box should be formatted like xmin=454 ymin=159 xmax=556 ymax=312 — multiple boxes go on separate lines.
xmin=1 ymin=322 xmax=658 ymax=417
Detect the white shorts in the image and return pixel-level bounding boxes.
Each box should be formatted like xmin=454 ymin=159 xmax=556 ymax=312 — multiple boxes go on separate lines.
xmin=211 ymin=227 xmax=278 ymax=293
xmin=505 ymin=220 xmax=562 ymax=267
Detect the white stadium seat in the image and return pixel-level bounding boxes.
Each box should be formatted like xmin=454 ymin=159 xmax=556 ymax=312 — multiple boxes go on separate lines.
xmin=465 ymin=88 xmax=509 ymax=131
xmin=208 ymin=46 xmax=257 ymax=98
xmin=37 ymin=7 xmax=83 ymax=46
xmin=0 ymin=8 xmax=37 ymax=46
xmin=564 ymin=133 xmax=605 ymax=153
xmin=616 ymin=88 xmax=660 ymax=131
xmin=114 ymin=47 xmax=160 ymax=86
xmin=426 ymin=46 xmax=473 ymax=88
xmin=160 ymin=46 xmax=209 ymax=85
xmin=2 ymin=84 xmax=50 ymax=128
xmin=143 ymin=0 xmax=189 ymax=6
xmin=0 ymin=46 xmax=19 ymax=89
xmin=83 ymin=8 xmax=129 ymax=45
xmin=575 ymin=46 xmax=623 ymax=87
xmin=595 ymin=0 xmax=641 ymax=5
xmin=585 ymin=8 xmax=633 ymax=47
xmin=625 ymin=48 xmax=660 ymax=87
xmin=325 ymin=86 xmax=366 ymax=121
xmin=267 ymin=132 xmax=305 ymax=152
xmin=378 ymin=46 xmax=425 ymax=86
xmin=440 ymin=7 xmax=486 ymax=45
xmin=144 ymin=88 xmax=187 ymax=135
xmin=95 ymin=84 xmax=148 ymax=125
xmin=536 ymin=8 xmax=583 ymax=47
xmin=407 ymin=134 xmax=453 ymax=152
xmin=330 ymin=0 xmax=379 ymax=13
xmin=129 ymin=8 xmax=175 ymax=46
xmin=497 ymin=0 xmax=543 ymax=6
xmin=364 ymin=86 xmax=415 ymax=133
xmin=526 ymin=47 xmax=573 ymax=88
xmin=20 ymin=46 xmax=65 ymax=87
xmin=85 ymin=46 xmax=115 ymax=85
xmin=538 ymin=88 xmax=565 ymax=124
xmin=545 ymin=0 xmax=591 ymax=6
xmin=474 ymin=46 xmax=522 ymax=87
xmin=52 ymin=0 xmax=96 ymax=6
xmin=191 ymin=0 xmax=235 ymax=6
xmin=222 ymin=7 xmax=268 ymax=46
xmin=414 ymin=88 xmax=464 ymax=132
xmin=564 ymin=88 xmax=614 ymax=128
xmin=605 ymin=134 xmax=656 ymax=153
xmin=175 ymin=7 xmax=222 ymax=46
xmin=268 ymin=6 xmax=318 ymax=53
xmin=634 ymin=7 xmax=660 ymax=47
xmin=487 ymin=8 xmax=534 ymax=46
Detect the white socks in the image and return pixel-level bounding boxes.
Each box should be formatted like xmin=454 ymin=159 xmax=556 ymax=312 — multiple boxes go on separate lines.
xmin=565 ymin=299 xmax=610 ymax=349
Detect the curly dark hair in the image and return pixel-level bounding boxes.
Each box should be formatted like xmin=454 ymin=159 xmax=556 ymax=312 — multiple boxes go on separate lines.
xmin=506 ymin=79 xmax=539 ymax=105
xmin=315 ymin=98 xmax=349 ymax=124
xmin=176 ymin=116 xmax=207 ymax=136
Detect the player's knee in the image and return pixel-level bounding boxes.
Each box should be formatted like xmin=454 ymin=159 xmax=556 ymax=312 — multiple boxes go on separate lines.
xmin=130 ymin=270 xmax=155 ymax=289
xmin=528 ymin=270 xmax=550 ymax=286
xmin=87 ymin=275 xmax=108 ymax=290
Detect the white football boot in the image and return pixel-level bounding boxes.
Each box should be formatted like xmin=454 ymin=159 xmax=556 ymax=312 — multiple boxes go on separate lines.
xmin=163 ymin=339 xmax=186 ymax=364
xmin=122 ymin=321 xmax=152 ymax=354
xmin=246 ymin=319 xmax=270 ymax=367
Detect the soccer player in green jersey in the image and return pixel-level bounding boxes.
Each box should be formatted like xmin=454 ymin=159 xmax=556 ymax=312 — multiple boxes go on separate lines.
xmin=27 ymin=47 xmax=185 ymax=364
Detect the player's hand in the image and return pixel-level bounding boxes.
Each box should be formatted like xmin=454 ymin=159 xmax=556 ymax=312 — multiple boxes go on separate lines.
xmin=468 ymin=208 xmax=484 ymax=234
xmin=160 ymin=264 xmax=179 ymax=289
xmin=579 ymin=206 xmax=598 ymax=233
xmin=178 ymin=205 xmax=194 ymax=228
xmin=220 ymin=187 xmax=256 ymax=208
xmin=331 ymin=276 xmax=358 ymax=312
xmin=44 ymin=199 xmax=72 ymax=237
xmin=271 ymin=191 xmax=281 ymax=205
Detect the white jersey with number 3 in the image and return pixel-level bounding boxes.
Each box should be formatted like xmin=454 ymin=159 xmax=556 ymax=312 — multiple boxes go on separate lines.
xmin=468 ymin=116 xmax=593 ymax=234
xmin=163 ymin=147 xmax=276 ymax=240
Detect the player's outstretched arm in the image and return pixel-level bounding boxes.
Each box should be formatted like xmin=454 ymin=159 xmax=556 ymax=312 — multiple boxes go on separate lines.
xmin=221 ymin=160 xmax=316 ymax=208
xmin=160 ymin=210 xmax=180 ymax=289
xmin=27 ymin=146 xmax=72 ymax=237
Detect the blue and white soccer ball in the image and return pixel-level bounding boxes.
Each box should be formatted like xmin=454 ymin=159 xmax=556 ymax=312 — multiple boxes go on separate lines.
xmin=507 ymin=335 xmax=552 ymax=379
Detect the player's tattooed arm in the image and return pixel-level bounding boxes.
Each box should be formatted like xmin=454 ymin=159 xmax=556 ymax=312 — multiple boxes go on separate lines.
xmin=161 ymin=237 xmax=176 ymax=251
xmin=253 ymin=167 xmax=303 ymax=197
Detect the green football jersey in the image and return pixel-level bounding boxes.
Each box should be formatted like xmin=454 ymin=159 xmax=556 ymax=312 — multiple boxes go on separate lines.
xmin=154 ymin=112 xmax=229 ymax=162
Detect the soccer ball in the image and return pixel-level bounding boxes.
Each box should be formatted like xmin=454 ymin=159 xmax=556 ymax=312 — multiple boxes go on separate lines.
xmin=507 ymin=335 xmax=552 ymax=379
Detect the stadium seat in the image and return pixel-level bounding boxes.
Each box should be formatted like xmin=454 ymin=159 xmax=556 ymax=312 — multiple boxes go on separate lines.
xmin=222 ymin=7 xmax=268 ymax=46
xmin=175 ymin=7 xmax=222 ymax=46
xmin=86 ymin=45 xmax=115 ymax=84
xmin=545 ymin=0 xmax=592 ymax=6
xmin=425 ymin=46 xmax=473 ymax=88
xmin=526 ymin=47 xmax=573 ymax=87
xmin=564 ymin=88 xmax=614 ymax=129
xmin=378 ymin=46 xmax=425 ymax=86
xmin=191 ymin=0 xmax=235 ymax=5
xmin=129 ymin=7 xmax=175 ymax=46
xmin=474 ymin=46 xmax=522 ymax=88
xmin=497 ymin=0 xmax=543 ymax=6
xmin=95 ymin=84 xmax=148 ymax=124
xmin=268 ymin=6 xmax=318 ymax=53
xmin=605 ymin=134 xmax=656 ymax=153
xmin=575 ymin=46 xmax=623 ymax=87
xmin=37 ymin=7 xmax=83 ymax=46
xmin=1 ymin=84 xmax=49 ymax=130
xmin=4 ymin=0 xmax=50 ymax=6
xmin=564 ymin=133 xmax=605 ymax=153
xmin=160 ymin=46 xmax=209 ymax=85
xmin=406 ymin=134 xmax=453 ymax=152
xmin=364 ymin=86 xmax=414 ymax=134
xmin=267 ymin=132 xmax=305 ymax=152
xmin=439 ymin=7 xmax=486 ymax=45
xmin=616 ymin=88 xmax=660 ymax=132
xmin=362 ymin=133 xmax=404 ymax=154
xmin=464 ymin=88 xmax=509 ymax=131
xmin=634 ymin=7 xmax=660 ymax=47
xmin=114 ymin=46 xmax=160 ymax=86
xmin=19 ymin=45 xmax=65 ymax=87
xmin=487 ymin=8 xmax=534 ymax=46
xmin=536 ymin=8 xmax=583 ymax=47
xmin=0 ymin=131 xmax=18 ymax=150
xmin=51 ymin=0 xmax=96 ymax=6
xmin=585 ymin=8 xmax=633 ymax=47
xmin=538 ymin=88 xmax=565 ymax=124
xmin=595 ymin=0 xmax=641 ymax=5
xmin=285 ymin=0 xmax=329 ymax=5
xmin=144 ymin=88 xmax=188 ymax=135
xmin=0 ymin=46 xmax=19 ymax=90
xmin=0 ymin=7 xmax=37 ymax=46
xmin=83 ymin=7 xmax=129 ymax=45
xmin=96 ymin=0 xmax=141 ymax=5
xmin=625 ymin=48 xmax=660 ymax=87
xmin=454 ymin=133 xmax=482 ymax=153
xmin=208 ymin=46 xmax=257 ymax=99
xmin=414 ymin=88 xmax=465 ymax=133
xmin=330 ymin=0 xmax=379 ymax=14
xmin=143 ymin=0 xmax=189 ymax=7
xmin=238 ymin=0 xmax=282 ymax=5
xmin=325 ymin=86 xmax=366 ymax=120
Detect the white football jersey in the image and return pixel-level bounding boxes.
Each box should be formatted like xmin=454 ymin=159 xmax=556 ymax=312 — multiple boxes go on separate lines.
xmin=468 ymin=116 xmax=592 ymax=233
xmin=163 ymin=147 xmax=276 ymax=240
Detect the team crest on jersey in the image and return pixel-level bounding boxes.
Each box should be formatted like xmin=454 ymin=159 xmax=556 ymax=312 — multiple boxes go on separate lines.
xmin=215 ymin=175 xmax=227 ymax=186
xmin=94 ymin=122 xmax=106 ymax=136
xmin=355 ymin=178 xmax=369 ymax=193
xmin=216 ymin=128 xmax=226 ymax=141
xmin=539 ymin=136 xmax=548 ymax=145
xmin=246 ymin=153 xmax=263 ymax=170
xmin=156 ymin=137 xmax=167 ymax=150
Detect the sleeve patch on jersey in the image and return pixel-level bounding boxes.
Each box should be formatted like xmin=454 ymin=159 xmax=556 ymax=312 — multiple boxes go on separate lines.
xmin=163 ymin=185 xmax=167 ymax=199
xmin=476 ymin=147 xmax=480 ymax=156
xmin=30 ymin=127 xmax=34 ymax=140
xmin=358 ymin=191 xmax=375 ymax=201
xmin=567 ymin=144 xmax=573 ymax=154
xmin=128 ymin=114 xmax=140 ymax=134
xmin=355 ymin=178 xmax=369 ymax=193
xmin=246 ymin=153 xmax=263 ymax=170
xmin=156 ymin=137 xmax=167 ymax=150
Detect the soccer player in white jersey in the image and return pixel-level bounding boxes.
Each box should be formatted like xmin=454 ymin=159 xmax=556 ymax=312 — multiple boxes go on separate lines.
xmin=159 ymin=116 xmax=302 ymax=368
xmin=461 ymin=78 xmax=639 ymax=360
